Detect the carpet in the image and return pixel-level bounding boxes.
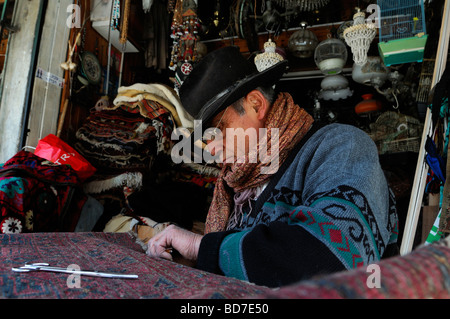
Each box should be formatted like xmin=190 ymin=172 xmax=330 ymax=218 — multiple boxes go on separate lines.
xmin=0 ymin=232 xmax=270 ymax=299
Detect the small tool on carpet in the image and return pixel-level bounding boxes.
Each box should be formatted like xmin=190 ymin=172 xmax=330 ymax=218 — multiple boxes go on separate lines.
xmin=12 ymin=263 xmax=138 ymax=279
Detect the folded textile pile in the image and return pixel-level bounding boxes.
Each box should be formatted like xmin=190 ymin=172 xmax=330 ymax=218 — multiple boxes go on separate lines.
xmin=76 ymin=83 xmax=194 ymax=173
xmin=74 ymin=83 xmax=199 ymax=229
xmin=112 ymin=83 xmax=194 ymax=129
xmin=75 ymin=108 xmax=160 ymax=174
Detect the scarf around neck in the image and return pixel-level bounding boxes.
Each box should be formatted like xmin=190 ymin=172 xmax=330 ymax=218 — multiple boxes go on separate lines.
xmin=204 ymin=92 xmax=314 ymax=234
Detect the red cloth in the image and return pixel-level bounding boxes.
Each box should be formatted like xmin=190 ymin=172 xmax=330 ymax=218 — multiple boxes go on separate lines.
xmin=0 ymin=151 xmax=86 ymax=233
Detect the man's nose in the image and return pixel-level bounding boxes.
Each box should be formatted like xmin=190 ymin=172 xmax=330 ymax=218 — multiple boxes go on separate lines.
xmin=205 ymin=139 xmax=218 ymax=156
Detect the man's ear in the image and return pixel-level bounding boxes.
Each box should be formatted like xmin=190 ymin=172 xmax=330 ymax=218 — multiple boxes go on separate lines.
xmin=246 ymin=90 xmax=269 ymax=121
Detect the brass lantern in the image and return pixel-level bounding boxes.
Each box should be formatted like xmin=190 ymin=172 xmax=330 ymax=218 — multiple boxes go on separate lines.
xmin=288 ymin=22 xmax=318 ymax=58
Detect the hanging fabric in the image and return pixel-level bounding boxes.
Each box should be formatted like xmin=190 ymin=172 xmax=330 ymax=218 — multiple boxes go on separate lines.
xmin=425 ymin=136 xmax=446 ymax=184
xmin=142 ymin=0 xmax=154 ymax=13
xmin=428 ymin=62 xmax=450 ymax=233
xmin=120 ymin=0 xmax=131 ymax=44
xmin=143 ymin=0 xmax=170 ymax=71
xmin=431 ymin=63 xmax=450 ymax=130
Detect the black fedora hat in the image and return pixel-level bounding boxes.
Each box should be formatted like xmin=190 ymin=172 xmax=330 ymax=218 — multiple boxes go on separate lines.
xmin=179 ymin=46 xmax=289 ymax=126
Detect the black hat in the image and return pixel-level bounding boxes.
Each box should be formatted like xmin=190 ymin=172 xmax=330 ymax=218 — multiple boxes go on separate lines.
xmin=179 ymin=46 xmax=289 ymax=126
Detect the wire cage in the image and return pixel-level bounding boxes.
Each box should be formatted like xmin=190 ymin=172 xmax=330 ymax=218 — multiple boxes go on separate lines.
xmin=377 ymin=0 xmax=428 ymax=66
xmin=416 ymin=59 xmax=435 ymax=103
xmin=369 ymin=111 xmax=423 ymax=154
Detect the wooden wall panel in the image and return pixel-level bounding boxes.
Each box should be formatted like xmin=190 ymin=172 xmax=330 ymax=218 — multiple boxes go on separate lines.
xmin=59 ymin=0 xmax=145 ymax=144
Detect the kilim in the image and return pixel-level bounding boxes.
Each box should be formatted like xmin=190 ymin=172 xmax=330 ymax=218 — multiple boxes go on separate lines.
xmin=0 ymin=151 xmax=86 ymax=233
xmin=75 ymin=107 xmax=163 ymax=174
xmin=254 ymin=236 xmax=450 ymax=299
xmin=0 ymin=231 xmax=449 ymax=299
xmin=0 ymin=232 xmax=271 ymax=299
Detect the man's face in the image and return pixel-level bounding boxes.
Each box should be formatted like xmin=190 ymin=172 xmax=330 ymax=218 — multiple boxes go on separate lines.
xmin=204 ymin=98 xmax=265 ymax=165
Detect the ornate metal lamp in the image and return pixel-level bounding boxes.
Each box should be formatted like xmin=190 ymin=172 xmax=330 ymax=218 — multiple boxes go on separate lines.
xmin=288 ymin=22 xmax=318 ymax=58
xmin=273 ymin=0 xmax=330 ymax=11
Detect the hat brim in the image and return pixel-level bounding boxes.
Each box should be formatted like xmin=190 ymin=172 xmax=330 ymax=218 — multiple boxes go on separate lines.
xmin=196 ymin=60 xmax=289 ymax=126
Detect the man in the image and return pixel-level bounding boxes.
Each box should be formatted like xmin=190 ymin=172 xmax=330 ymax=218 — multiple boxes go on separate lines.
xmin=147 ymin=46 xmax=398 ymax=288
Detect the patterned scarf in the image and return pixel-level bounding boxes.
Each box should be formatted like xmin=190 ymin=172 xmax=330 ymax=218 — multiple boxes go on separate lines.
xmin=205 ymin=92 xmax=314 ymax=234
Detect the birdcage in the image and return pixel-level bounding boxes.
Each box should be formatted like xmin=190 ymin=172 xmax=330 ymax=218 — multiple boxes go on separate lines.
xmin=416 ymin=59 xmax=435 ymax=103
xmin=377 ymin=0 xmax=428 ymax=66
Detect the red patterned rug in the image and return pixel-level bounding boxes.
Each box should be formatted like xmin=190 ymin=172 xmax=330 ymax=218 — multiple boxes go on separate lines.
xmin=0 ymin=232 xmax=271 ymax=299
xmin=2 ymin=232 xmax=450 ymax=300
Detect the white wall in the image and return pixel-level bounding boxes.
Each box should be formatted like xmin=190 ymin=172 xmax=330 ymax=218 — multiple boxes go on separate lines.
xmin=25 ymin=0 xmax=71 ymax=149
xmin=0 ymin=0 xmax=44 ymax=162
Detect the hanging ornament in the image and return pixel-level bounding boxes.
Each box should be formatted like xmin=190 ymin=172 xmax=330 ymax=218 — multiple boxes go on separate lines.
xmin=318 ymin=75 xmax=353 ymax=101
xmin=170 ymin=0 xmax=202 ymax=91
xmin=254 ymin=39 xmax=285 ymax=72
xmin=111 ymin=0 xmax=121 ymax=31
xmin=181 ymin=61 xmax=193 ymax=75
xmin=167 ymin=0 xmax=177 ymax=12
xmin=355 ymin=94 xmax=383 ymax=115
xmin=169 ymin=0 xmax=201 ymax=75
xmin=343 ymin=8 xmax=377 ymax=66
xmin=61 ymin=32 xmax=82 ymax=71
xmin=352 ymin=56 xmax=390 ymax=88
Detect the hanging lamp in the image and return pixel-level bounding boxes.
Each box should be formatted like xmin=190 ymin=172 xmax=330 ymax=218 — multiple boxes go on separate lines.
xmin=314 ymin=37 xmax=347 ymax=75
xmin=318 ymin=74 xmax=353 ymax=101
xmin=343 ymin=8 xmax=377 ymax=66
xmin=352 ymin=56 xmax=390 ymax=88
xmin=273 ymin=0 xmax=330 ymax=11
xmin=288 ymin=21 xmax=318 ymax=58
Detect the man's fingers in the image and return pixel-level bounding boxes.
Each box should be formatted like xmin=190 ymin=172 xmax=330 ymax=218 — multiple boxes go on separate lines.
xmin=145 ymin=224 xmax=202 ymax=262
xmin=147 ymin=228 xmax=174 ymax=260
xmin=160 ymin=251 xmax=173 ymax=261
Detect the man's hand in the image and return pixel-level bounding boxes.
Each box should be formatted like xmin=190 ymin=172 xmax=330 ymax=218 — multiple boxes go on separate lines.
xmin=146 ymin=224 xmax=203 ymax=262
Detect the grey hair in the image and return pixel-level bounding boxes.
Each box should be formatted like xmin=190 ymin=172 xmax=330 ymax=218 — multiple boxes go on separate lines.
xmin=231 ymin=86 xmax=276 ymax=116
xmin=231 ymin=97 xmax=246 ymax=115
xmin=256 ymin=86 xmax=276 ymax=104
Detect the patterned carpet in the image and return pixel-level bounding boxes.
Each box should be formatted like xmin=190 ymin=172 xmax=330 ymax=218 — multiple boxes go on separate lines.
xmin=0 ymin=232 xmax=270 ymax=299
xmin=2 ymin=232 xmax=450 ymax=299
xmin=255 ymin=238 xmax=450 ymax=299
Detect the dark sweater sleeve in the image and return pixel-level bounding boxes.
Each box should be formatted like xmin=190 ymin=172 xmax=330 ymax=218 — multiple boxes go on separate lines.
xmin=196 ymin=222 xmax=346 ymax=288
xmin=196 ymin=231 xmax=231 ymax=275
